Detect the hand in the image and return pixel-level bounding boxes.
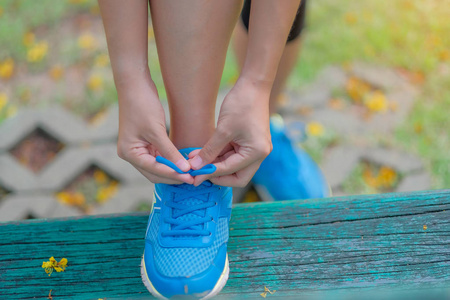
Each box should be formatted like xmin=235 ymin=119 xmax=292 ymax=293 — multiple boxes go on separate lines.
xmin=117 ymin=80 xmax=194 ymax=184
xmin=189 ymin=77 xmax=273 ymax=187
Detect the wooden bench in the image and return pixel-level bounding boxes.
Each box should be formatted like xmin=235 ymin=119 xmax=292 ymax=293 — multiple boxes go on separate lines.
xmin=1 ymin=189 xmax=449 ymax=299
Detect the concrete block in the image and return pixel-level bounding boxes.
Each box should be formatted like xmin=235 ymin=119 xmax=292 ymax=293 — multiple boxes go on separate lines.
xmin=361 ymin=148 xmax=424 ymax=174
xmin=322 ymin=146 xmax=362 ymax=189
xmin=0 ymin=154 xmax=39 ymax=192
xmin=0 ymin=193 xmax=54 ymax=221
xmin=93 ymin=184 xmax=154 ymax=215
xmin=397 ymin=172 xmax=432 ymax=193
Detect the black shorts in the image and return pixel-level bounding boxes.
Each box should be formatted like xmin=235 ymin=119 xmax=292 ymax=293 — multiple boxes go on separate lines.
xmin=240 ymin=0 xmax=307 ymax=43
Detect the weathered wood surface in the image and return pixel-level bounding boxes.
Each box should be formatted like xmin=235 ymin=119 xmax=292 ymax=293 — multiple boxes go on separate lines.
xmin=0 ymin=190 xmax=449 ymax=299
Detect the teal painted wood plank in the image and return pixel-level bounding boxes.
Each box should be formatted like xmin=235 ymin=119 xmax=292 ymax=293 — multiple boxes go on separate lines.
xmin=0 ymin=189 xmax=449 ymax=299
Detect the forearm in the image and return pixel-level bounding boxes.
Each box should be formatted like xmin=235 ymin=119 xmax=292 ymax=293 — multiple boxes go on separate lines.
xmin=98 ymin=0 xmax=151 ymax=94
xmin=240 ymin=0 xmax=301 ymax=87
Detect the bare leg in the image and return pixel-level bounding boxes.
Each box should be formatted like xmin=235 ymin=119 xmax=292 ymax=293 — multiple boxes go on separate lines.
xmin=150 ymin=0 xmax=243 ymax=149
xmin=232 ymin=20 xmax=302 ymax=115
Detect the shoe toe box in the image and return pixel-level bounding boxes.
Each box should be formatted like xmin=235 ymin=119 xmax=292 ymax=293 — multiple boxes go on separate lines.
xmin=142 ymin=243 xmax=228 ymax=299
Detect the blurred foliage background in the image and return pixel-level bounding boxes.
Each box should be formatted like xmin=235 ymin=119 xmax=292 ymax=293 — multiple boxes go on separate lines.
xmin=0 ymin=0 xmax=448 ymax=192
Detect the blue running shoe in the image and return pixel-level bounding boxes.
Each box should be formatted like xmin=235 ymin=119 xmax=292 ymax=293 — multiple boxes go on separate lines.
xmin=141 ymin=148 xmax=233 ymax=299
xmin=252 ymin=115 xmax=330 ymax=201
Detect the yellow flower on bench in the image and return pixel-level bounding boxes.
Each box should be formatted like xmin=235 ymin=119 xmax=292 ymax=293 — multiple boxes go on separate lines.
xmin=260 ymin=286 xmax=276 ymax=298
xmin=42 ymin=257 xmax=68 ymax=276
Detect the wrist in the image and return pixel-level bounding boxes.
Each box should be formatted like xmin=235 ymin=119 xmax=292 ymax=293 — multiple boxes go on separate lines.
xmin=117 ymin=78 xmax=158 ymax=104
xmin=112 ymin=59 xmax=152 ymax=88
xmin=115 ymin=72 xmax=156 ymax=97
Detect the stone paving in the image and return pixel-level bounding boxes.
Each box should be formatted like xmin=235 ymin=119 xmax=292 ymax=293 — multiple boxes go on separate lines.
xmin=0 ymin=63 xmax=430 ymax=222
xmin=0 ymin=105 xmax=153 ymax=221
xmin=280 ymin=63 xmax=429 ymax=196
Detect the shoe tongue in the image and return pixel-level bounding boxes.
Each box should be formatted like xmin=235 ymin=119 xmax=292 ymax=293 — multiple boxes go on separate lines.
xmin=172 ymin=183 xmax=208 ymax=234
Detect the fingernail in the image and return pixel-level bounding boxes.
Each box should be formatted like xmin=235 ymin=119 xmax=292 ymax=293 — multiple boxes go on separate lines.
xmin=190 ymin=156 xmax=203 ymax=170
xmin=176 ymin=159 xmax=190 ymax=172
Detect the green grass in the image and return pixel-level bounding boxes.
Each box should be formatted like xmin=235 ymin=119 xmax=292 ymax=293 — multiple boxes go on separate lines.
xmin=395 ymin=72 xmax=450 ymax=188
xmin=290 ymin=0 xmax=450 ymax=84
xmin=0 ymin=0 xmax=80 ymax=60
xmin=341 ymin=162 xmax=401 ymax=195
xmin=286 ymin=0 xmax=450 ymax=189
xmin=342 ymin=163 xmax=379 ymax=195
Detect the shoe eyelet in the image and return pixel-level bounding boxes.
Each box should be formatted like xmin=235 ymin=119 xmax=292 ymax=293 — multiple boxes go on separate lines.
xmin=214 ymin=202 xmax=218 ymax=206
xmin=208 ymin=232 xmax=212 ymax=236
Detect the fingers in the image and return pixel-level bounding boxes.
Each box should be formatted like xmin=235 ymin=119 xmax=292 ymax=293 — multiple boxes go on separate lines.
xmin=192 ymin=148 xmax=236 ymax=186
xmin=126 ymin=151 xmax=194 ymax=184
xmin=193 ymin=153 xmax=251 ymax=186
xmin=210 ymin=161 xmax=262 ymax=187
xmin=188 ymin=144 xmax=234 ymax=160
xmin=212 ymin=151 xmax=255 ymax=177
xmin=135 ymin=165 xmax=192 ymax=185
xmin=187 ymin=148 xmax=201 ymax=159
xmin=190 ymin=129 xmax=232 ymax=170
xmin=151 ymin=132 xmax=191 ymax=173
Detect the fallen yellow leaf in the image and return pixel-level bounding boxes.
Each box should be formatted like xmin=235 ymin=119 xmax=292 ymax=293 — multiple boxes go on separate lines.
xmin=0 ymin=93 xmax=8 ymax=111
xmin=27 ymin=41 xmax=49 ymax=63
xmin=49 ymin=65 xmax=64 ymax=81
xmin=0 ymin=58 xmax=14 ymax=80
xmin=344 ymin=12 xmax=358 ymax=25
xmin=87 ymin=74 xmax=103 ymax=91
xmin=23 ymin=32 xmax=35 ymax=47
xmin=346 ymin=77 xmax=371 ymax=103
xmin=95 ymin=54 xmax=110 ymax=67
xmin=306 ymin=121 xmax=325 ymax=137
xmin=78 ymin=32 xmax=97 ymax=50
xmin=364 ymin=91 xmax=388 ymax=113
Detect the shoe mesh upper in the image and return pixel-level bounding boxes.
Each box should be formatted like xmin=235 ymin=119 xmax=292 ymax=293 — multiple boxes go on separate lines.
xmin=147 ymin=213 xmax=229 ymax=277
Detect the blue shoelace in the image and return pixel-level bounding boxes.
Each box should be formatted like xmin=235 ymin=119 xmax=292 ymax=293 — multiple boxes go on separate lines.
xmin=156 ymin=156 xmax=216 ymax=176
xmin=157 ymin=156 xmax=218 ymax=237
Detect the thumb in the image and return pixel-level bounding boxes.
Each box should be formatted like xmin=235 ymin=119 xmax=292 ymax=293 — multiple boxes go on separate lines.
xmin=153 ymin=134 xmax=190 ymax=173
xmin=190 ymin=129 xmax=231 ymax=170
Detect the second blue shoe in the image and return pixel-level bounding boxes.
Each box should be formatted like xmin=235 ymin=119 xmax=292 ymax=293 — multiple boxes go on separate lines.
xmin=252 ymin=115 xmax=330 ymax=201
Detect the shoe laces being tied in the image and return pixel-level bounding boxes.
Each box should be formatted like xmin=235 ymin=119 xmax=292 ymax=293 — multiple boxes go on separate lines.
xmin=156 ymin=156 xmax=219 ymax=238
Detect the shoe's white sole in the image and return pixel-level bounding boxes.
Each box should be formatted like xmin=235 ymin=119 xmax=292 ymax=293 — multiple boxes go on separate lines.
xmin=140 ymin=254 xmax=229 ymax=300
